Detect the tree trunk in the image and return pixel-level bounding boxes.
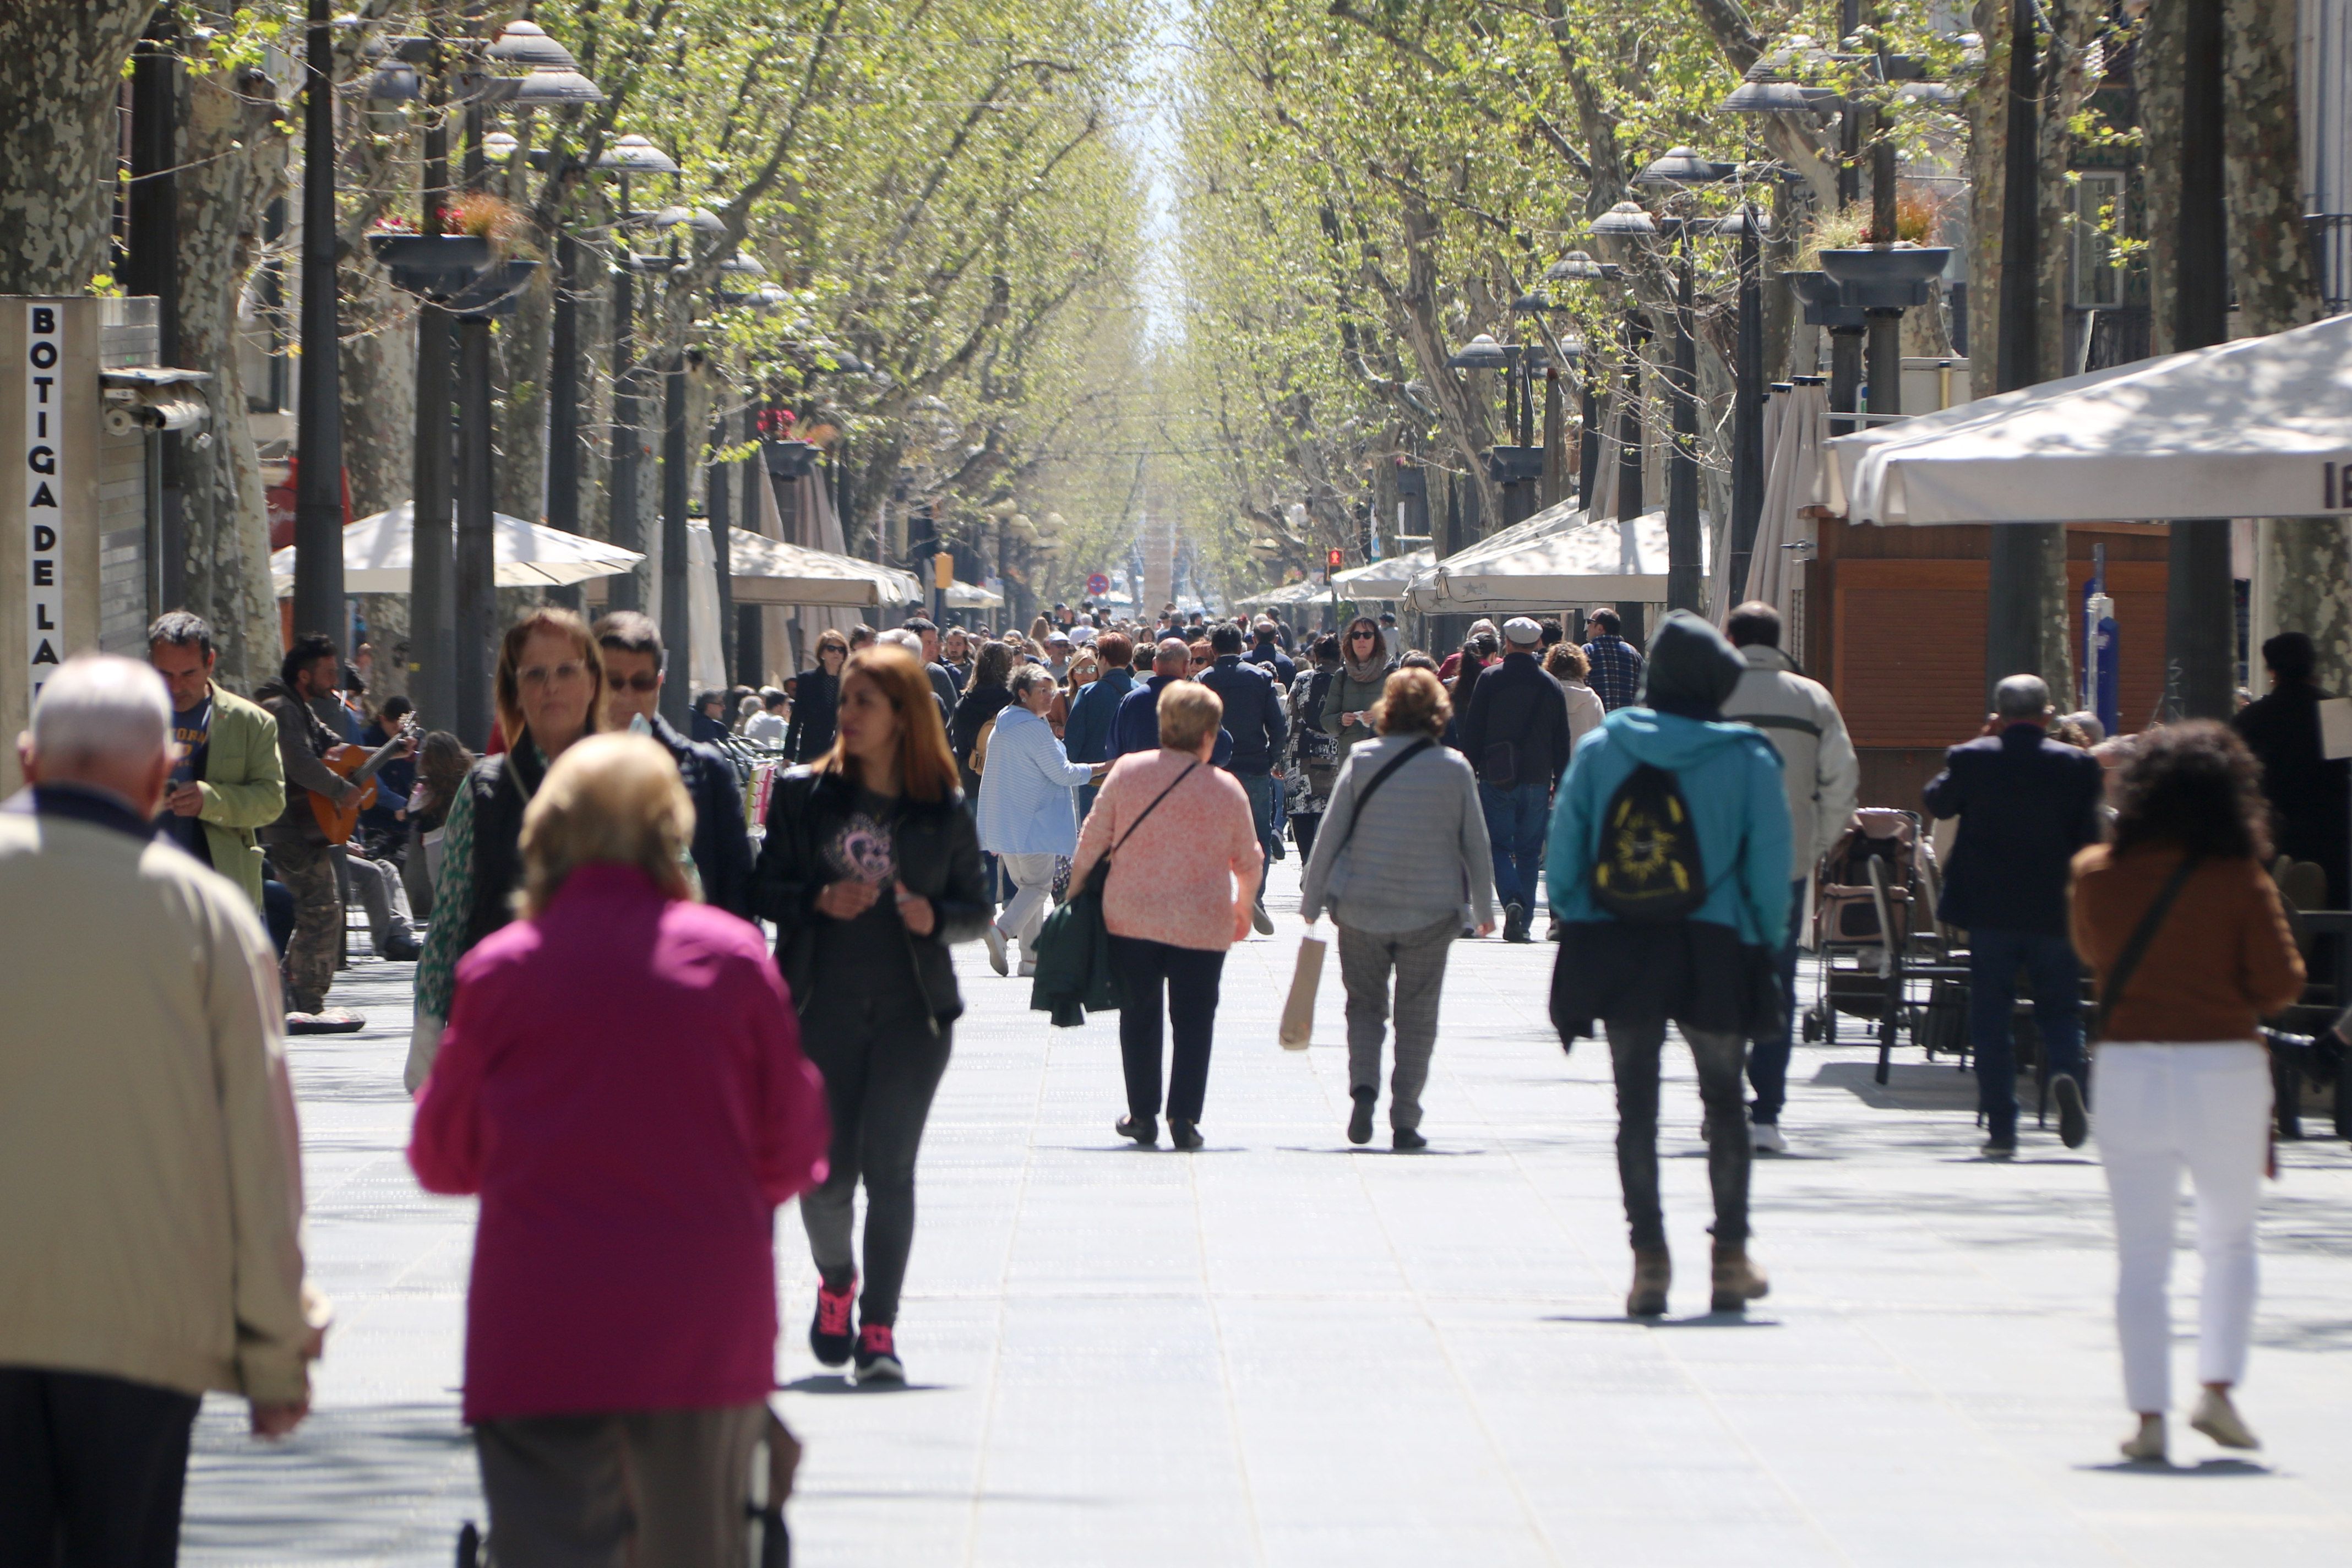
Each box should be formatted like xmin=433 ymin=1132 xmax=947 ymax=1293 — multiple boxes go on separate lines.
xmin=2225 ymin=0 xmax=2350 ymax=686
xmin=494 ymin=266 xmax=555 ymax=524
xmin=0 ymin=2 xmax=153 ymax=293
xmin=174 ymin=52 xmax=289 ymax=692
xmin=2036 ymin=0 xmax=2106 ymax=384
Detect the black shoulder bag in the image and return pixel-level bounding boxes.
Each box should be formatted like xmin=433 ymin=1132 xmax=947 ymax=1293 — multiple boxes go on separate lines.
xmin=1331 ymin=737 xmax=1436 ymax=857
xmin=2090 ymin=852 xmax=2202 ymax=1043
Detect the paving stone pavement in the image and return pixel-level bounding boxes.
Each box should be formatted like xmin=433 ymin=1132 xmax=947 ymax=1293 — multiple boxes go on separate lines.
xmin=182 ymin=857 xmax=2352 ymax=1566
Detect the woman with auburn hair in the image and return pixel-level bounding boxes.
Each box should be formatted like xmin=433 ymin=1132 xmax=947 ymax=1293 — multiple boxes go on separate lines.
xmin=1070 ymin=679 xmax=1261 ymax=1152
xmin=412 ymin=733 xmax=829 ymax=1564
xmin=754 ymin=645 xmax=988 ymax=1385
xmin=1300 ymin=667 xmax=1495 ymax=1150
xmin=407 ymin=607 xmax=607 ymax=1092
xmin=2070 ymin=721 xmax=2305 ymax=1462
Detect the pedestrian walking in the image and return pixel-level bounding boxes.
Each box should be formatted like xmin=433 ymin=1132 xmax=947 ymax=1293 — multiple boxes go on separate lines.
xmin=1581 ymin=607 xmax=1645 ymax=711
xmin=400 ymin=730 xmax=473 ymax=918
xmin=1456 ymin=617 xmax=1573 ymax=944
xmin=788 ymin=629 xmax=850 ymax=762
xmin=145 ymin=611 xmax=285 ymax=917
xmin=1542 ymin=641 xmax=1607 ymax=752
xmin=1284 ymin=634 xmax=1343 ymax=859
xmin=2233 ymin=631 xmax=2349 ymax=905
xmin=1300 ymin=668 xmax=1496 ymax=1149
xmin=1063 ymin=631 xmax=1135 ymax=819
xmin=594 ymin=611 xmax=757 ymax=918
xmin=1 ymin=656 xmax=321 ymax=1564
xmin=1245 ymin=616 xmax=1297 ymax=686
xmin=1199 ymin=622 xmax=1288 ymax=934
xmin=744 ymin=688 xmax=790 ymax=745
xmin=950 ymin=639 xmax=1017 ymax=796
xmin=978 ymin=664 xmax=1104 ymax=977
xmin=756 ymin=645 xmax=989 ymax=1384
xmin=1436 ymin=620 xmax=1495 ymax=683
xmin=2069 ymin=722 xmax=2305 ymax=1463
xmin=1722 ymin=602 xmax=1858 ymax=1153
xmin=1322 ymin=616 xmax=1395 ymax=754
xmin=1110 ymin=636 xmax=1233 ymax=765
xmin=406 ymin=608 xmax=608 ymax=1092
xmin=905 ymin=617 xmax=962 ymax=715
xmin=941 ymin=627 xmax=973 ymax=692
xmin=1545 ymin=612 xmax=1790 ymax=1317
xmin=410 ymin=733 xmax=829 ymax=1566
xmin=1923 ymin=673 xmax=2106 ymax=1159
xmin=1072 ymin=681 xmax=1262 ymax=1151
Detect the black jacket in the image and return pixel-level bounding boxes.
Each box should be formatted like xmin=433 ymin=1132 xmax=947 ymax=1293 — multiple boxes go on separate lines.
xmin=1456 ymin=652 xmax=1573 ymax=789
xmin=2235 ymin=680 xmax=2349 ymax=896
xmin=753 ymin=766 xmax=990 ymax=1028
xmin=1245 ymin=639 xmax=1297 ymax=688
xmin=1923 ymin=723 xmax=2104 ymax=935
xmin=1199 ymin=655 xmax=1287 ymax=774
xmin=949 ymin=683 xmax=1014 ymax=795
xmin=785 ymin=669 xmax=839 ymax=762
xmin=462 ymin=743 xmax=547 ymax=955
xmin=648 ymin=714 xmax=756 ymax=919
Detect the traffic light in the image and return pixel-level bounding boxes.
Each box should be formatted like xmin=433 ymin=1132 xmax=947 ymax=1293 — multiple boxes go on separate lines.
xmin=1326 ymin=547 xmax=1344 ymax=572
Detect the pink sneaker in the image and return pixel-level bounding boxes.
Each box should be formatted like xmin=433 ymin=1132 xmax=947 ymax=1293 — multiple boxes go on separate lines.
xmin=809 ymin=1278 xmax=856 ymax=1367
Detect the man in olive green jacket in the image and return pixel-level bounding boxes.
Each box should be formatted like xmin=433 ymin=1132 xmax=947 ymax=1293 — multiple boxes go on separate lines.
xmin=1 ymin=656 xmax=319 ymax=1562
xmin=148 ymin=611 xmax=285 ymax=913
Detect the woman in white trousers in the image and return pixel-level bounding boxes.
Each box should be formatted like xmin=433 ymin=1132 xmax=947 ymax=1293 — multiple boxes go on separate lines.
xmin=2069 ymin=722 xmax=2305 ymax=1463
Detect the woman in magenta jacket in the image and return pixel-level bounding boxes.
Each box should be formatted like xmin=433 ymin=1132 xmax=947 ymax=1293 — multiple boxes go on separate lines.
xmin=410 ymin=733 xmax=829 ymax=1565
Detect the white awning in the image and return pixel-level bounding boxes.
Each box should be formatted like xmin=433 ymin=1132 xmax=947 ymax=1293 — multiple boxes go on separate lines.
xmin=1826 ymin=313 xmax=2352 ymax=526
xmin=1329 ymin=548 xmax=1436 ymax=600
xmin=1403 ymin=500 xmax=1706 ymax=612
xmin=269 ymin=501 xmax=644 ymax=594
xmin=723 ymin=527 xmax=923 ymax=607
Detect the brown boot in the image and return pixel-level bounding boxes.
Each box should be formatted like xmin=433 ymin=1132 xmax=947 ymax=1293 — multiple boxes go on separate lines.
xmin=1709 ymin=1243 xmax=1770 ymax=1313
xmin=1626 ymin=1248 xmax=1672 ymax=1317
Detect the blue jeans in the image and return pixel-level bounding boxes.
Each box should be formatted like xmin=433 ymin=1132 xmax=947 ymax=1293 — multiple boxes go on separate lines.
xmin=1747 ymin=879 xmax=1809 ymax=1125
xmin=1478 ymin=779 xmax=1551 ymax=911
xmin=1968 ymin=927 xmax=2085 ymax=1142
xmin=1238 ymin=771 xmax=1278 ymax=891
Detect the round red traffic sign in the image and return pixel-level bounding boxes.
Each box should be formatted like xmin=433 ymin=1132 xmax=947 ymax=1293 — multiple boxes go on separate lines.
xmin=1085 ymin=572 xmax=1110 ymax=597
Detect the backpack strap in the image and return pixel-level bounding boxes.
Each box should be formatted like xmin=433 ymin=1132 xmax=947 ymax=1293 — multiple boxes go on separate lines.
xmin=2092 ymin=852 xmax=2203 ymax=1042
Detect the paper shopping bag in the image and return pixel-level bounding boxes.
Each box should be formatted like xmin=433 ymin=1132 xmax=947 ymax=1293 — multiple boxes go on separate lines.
xmin=1278 ymin=931 xmax=1326 ymax=1050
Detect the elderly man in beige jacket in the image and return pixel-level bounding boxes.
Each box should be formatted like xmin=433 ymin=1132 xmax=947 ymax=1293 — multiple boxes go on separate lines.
xmin=0 ymin=656 xmax=322 ymax=1565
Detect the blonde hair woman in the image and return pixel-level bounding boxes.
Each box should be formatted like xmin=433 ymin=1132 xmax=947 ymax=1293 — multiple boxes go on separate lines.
xmin=1069 ymin=680 xmax=1261 ymax=1151
xmin=407 ymin=607 xmax=607 ymax=1091
xmin=410 ymin=734 xmax=829 ymax=1565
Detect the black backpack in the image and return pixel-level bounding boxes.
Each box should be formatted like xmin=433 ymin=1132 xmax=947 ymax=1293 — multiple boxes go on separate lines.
xmin=1592 ymin=763 xmax=1706 ymax=922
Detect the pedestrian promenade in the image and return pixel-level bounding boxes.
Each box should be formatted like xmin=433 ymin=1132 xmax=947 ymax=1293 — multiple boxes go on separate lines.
xmin=184 ymin=859 xmax=2352 ymax=1566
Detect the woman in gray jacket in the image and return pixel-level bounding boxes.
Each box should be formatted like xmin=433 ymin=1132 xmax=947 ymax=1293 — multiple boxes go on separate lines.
xmin=1300 ymin=667 xmax=1496 ymax=1149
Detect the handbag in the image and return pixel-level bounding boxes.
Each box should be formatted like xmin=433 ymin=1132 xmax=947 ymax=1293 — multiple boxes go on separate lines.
xmin=1028 ymin=763 xmax=1200 ymax=1026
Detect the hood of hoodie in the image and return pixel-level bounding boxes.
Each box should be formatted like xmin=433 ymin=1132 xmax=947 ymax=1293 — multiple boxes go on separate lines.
xmin=1599 ymin=705 xmax=1767 ymax=770
xmin=1638 ymin=610 xmax=1745 ymax=717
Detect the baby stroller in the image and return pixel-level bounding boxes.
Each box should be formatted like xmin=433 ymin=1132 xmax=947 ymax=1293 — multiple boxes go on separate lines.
xmin=1801 ymin=808 xmax=1946 ymax=1083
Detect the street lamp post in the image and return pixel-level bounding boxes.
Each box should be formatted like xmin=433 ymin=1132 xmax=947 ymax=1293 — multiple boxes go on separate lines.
xmin=1627 ymin=154 xmax=1738 ymax=614
xmin=293 ymin=0 xmax=346 ymax=645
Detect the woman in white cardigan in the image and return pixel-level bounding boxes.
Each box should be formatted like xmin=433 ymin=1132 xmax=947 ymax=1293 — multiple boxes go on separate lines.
xmin=976 ymin=664 xmax=1103 ymax=975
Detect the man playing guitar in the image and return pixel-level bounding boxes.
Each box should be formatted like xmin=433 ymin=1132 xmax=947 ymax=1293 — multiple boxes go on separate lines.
xmin=255 ymin=634 xmax=413 ymax=1032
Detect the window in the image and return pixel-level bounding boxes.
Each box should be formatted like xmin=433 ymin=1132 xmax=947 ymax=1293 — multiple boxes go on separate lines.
xmin=2071 ymin=170 xmax=2126 ymax=309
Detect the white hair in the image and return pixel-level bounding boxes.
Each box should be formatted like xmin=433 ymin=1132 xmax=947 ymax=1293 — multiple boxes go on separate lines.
xmin=878 ymin=628 xmax=923 ymax=655
xmin=1993 ymin=673 xmax=2052 ymax=721
xmin=31 ymin=655 xmax=172 ymax=765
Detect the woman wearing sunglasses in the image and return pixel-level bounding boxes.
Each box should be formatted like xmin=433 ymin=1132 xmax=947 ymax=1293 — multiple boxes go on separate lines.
xmin=406 ymin=608 xmax=608 ymax=1092
xmin=1321 ymin=616 xmax=1396 ymax=755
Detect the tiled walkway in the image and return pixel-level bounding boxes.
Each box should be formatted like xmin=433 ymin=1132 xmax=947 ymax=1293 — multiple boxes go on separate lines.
xmin=184 ymin=859 xmax=2352 ymax=1565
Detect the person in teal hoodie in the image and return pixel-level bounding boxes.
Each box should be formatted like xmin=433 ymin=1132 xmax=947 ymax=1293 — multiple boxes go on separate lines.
xmin=1544 ymin=610 xmax=1791 ymax=1320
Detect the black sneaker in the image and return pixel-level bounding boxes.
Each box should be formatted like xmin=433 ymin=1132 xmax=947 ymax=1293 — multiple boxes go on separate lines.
xmin=1392 ymin=1126 xmax=1427 ymax=1151
xmin=1169 ymin=1119 xmax=1204 ymax=1151
xmin=852 ymin=1322 xmax=904 ymax=1385
xmin=809 ymin=1277 xmax=856 ymax=1367
xmin=1116 ymin=1114 xmax=1157 ymax=1147
xmin=2054 ymin=1074 xmax=2088 ymax=1150
xmin=1504 ymin=902 xmax=1529 ymax=943
xmin=1981 ymin=1136 xmax=2017 ymax=1161
xmin=1347 ymin=1090 xmax=1375 ymax=1146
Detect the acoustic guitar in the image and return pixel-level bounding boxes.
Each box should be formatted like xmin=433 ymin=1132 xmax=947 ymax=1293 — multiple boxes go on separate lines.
xmin=308 ymin=717 xmax=418 ymax=845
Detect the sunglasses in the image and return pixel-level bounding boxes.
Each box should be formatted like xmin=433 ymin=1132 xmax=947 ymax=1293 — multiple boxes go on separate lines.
xmin=610 ymin=672 xmax=661 ymax=693
xmin=1350 ymin=631 xmax=1377 ymax=641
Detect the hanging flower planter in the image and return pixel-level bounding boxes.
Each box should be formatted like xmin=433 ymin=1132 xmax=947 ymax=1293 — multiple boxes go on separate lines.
xmin=368 ymin=232 xmax=496 ymax=300
xmin=1817 ymin=246 xmax=1952 ymax=310
xmin=1787 ymin=271 xmax=1866 ymax=330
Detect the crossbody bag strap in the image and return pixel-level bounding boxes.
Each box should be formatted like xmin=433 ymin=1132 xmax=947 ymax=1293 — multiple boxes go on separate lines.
xmin=1335 ymin=737 xmax=1436 ymax=857
xmin=1110 ymin=761 xmax=1201 ymax=859
xmin=2093 ymin=852 xmax=2203 ymax=1042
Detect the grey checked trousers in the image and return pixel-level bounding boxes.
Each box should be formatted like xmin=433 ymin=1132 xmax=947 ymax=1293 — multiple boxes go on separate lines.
xmin=1337 ymin=912 xmax=1461 ymax=1131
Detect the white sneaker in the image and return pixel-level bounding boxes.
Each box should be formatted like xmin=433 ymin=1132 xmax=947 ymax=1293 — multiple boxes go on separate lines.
xmin=1017 ymin=958 xmax=1037 ymax=978
xmin=2189 ymin=1387 xmax=2260 ymax=1450
xmin=1750 ymin=1121 xmax=1788 ymax=1155
xmin=983 ymin=922 xmax=1009 ymax=976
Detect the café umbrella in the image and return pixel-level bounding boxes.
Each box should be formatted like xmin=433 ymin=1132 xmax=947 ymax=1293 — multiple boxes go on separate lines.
xmin=269 ymin=501 xmax=644 ymax=594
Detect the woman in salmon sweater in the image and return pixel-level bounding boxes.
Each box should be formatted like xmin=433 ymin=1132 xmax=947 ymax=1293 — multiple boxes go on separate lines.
xmin=410 ymin=733 xmax=830 ymax=1562
xmin=2071 ymin=721 xmax=2304 ymax=1464
xmin=1071 ymin=679 xmax=1262 ymax=1151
